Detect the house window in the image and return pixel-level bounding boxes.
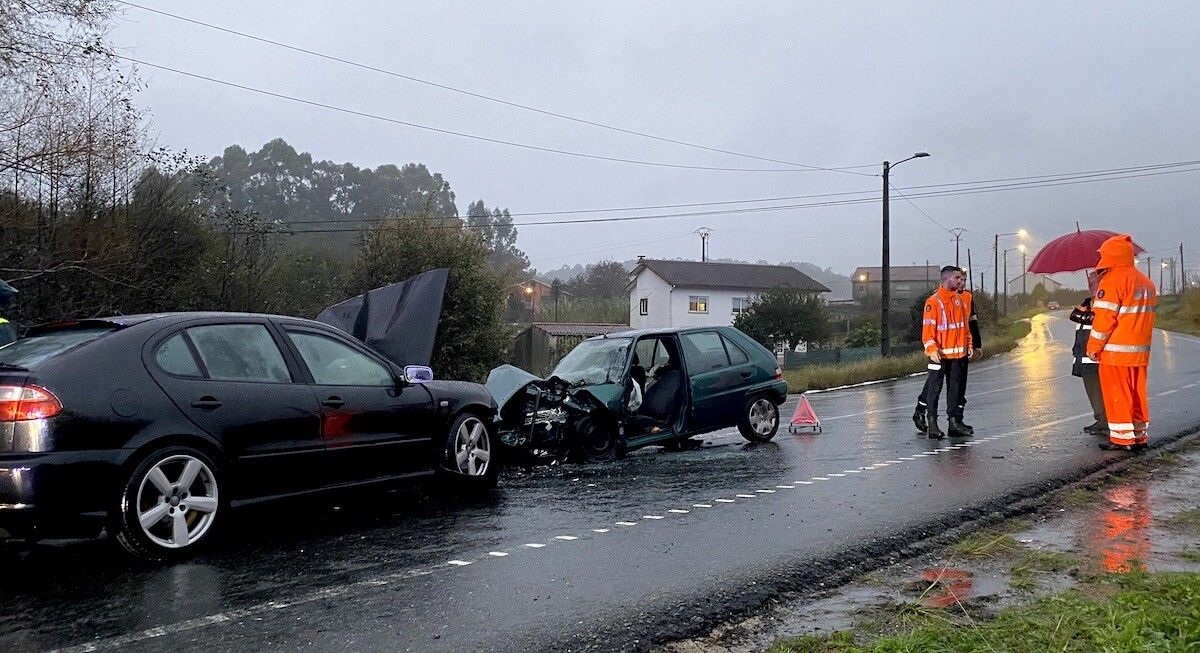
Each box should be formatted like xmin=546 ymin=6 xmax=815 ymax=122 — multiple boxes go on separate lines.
xmin=639 ymin=297 xmax=649 ymax=316
xmin=731 ymin=297 xmax=751 ymax=316
xmin=688 ymin=296 xmax=709 ymax=314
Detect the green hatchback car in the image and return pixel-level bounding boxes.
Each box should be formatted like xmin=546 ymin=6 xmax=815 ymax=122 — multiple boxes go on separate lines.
xmin=487 ymin=326 xmax=788 ymax=462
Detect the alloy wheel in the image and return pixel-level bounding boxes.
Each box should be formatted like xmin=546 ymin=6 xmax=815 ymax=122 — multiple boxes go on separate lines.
xmin=454 ymin=417 xmax=491 ymax=476
xmin=135 ymin=454 xmax=219 ymax=549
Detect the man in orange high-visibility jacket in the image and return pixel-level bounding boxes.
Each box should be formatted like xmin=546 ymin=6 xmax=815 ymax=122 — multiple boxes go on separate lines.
xmin=913 ymin=266 xmax=981 ymax=434
xmin=920 ymin=266 xmax=975 ymax=439
xmin=1086 ymin=234 xmax=1157 ymax=451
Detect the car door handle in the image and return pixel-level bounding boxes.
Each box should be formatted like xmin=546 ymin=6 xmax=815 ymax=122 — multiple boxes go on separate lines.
xmin=322 ymin=396 xmax=346 ymax=409
xmin=191 ymin=397 xmax=222 ymax=410
xmin=740 ymin=371 xmax=753 ymax=378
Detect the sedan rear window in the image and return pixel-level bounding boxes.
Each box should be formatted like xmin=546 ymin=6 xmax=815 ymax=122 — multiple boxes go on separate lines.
xmin=0 ymin=327 xmax=115 ymax=369
xmin=186 ymin=324 xmax=291 ymax=383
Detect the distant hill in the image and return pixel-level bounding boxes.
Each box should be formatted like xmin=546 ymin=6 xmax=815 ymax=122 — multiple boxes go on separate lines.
xmin=535 ymin=257 xmax=853 ymax=299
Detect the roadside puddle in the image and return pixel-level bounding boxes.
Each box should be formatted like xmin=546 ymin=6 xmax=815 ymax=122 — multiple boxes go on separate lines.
xmin=658 ymin=445 xmax=1200 ymax=653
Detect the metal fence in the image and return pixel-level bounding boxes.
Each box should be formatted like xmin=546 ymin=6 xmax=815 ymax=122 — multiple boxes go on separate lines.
xmin=783 ymin=343 xmax=923 ymax=368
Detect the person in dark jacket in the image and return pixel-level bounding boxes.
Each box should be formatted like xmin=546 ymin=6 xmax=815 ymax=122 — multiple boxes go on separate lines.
xmin=1070 ymin=296 xmax=1107 ymax=435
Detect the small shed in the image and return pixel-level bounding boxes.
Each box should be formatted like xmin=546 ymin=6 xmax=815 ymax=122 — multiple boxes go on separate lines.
xmin=512 ymin=323 xmax=630 ymax=376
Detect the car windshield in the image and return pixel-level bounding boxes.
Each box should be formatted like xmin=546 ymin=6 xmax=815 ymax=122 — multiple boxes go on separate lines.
xmin=0 ymin=327 xmax=116 ymax=369
xmin=552 ymin=337 xmax=631 ymax=386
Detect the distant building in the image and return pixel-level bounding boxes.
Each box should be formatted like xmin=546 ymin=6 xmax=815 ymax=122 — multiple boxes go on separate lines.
xmin=628 ymin=258 xmax=830 ymax=329
xmin=507 ymin=278 xmax=570 ymax=315
xmin=512 ymin=322 xmax=630 ymax=376
xmin=1007 ymin=273 xmax=1064 ymax=295
xmin=850 ymin=265 xmax=942 ymax=304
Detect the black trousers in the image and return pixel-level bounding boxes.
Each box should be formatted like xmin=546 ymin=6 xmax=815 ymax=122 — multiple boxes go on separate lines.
xmin=916 ymin=358 xmax=969 ymax=414
xmin=922 ymin=357 xmax=967 ymax=420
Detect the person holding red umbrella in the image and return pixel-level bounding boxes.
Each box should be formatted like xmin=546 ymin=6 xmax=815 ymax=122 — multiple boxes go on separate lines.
xmin=1086 ymin=234 xmax=1157 ymax=451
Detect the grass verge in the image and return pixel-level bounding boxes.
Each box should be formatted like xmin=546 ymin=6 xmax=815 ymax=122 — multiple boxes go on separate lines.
xmin=769 ymin=571 xmax=1200 ymax=652
xmin=785 ymin=320 xmax=1034 ymax=393
xmin=1157 ymin=290 xmax=1200 ymax=337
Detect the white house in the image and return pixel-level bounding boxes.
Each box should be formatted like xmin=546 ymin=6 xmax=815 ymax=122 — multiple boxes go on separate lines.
xmin=628 ymin=258 xmax=831 ymax=329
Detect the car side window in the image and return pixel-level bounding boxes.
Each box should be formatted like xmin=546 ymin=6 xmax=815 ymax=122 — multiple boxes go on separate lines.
xmin=681 ymin=331 xmax=731 ymax=374
xmin=286 ymin=329 xmax=393 ymax=386
xmin=722 ymin=335 xmax=750 ymax=365
xmin=185 ymin=324 xmax=292 ymax=383
xmin=154 ymin=333 xmax=203 ymax=377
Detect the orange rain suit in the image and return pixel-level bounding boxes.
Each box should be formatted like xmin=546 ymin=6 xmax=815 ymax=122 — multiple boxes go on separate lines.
xmin=1086 ymin=235 xmax=1157 ymax=446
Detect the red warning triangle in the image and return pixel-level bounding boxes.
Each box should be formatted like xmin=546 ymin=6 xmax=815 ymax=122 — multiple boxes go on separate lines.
xmin=788 ymin=394 xmax=822 ymax=434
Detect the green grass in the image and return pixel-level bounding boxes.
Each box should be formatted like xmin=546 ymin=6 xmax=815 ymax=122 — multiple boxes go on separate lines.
xmin=1157 ymin=290 xmax=1200 ymax=337
xmin=769 ymin=571 xmax=1200 ymax=652
xmin=949 ymin=521 xmax=1032 ymax=559
xmin=1010 ymin=550 xmax=1079 ymax=592
xmin=785 ymin=321 xmax=1033 ymax=393
xmin=1179 ymin=548 xmax=1200 ymax=564
xmin=768 ymin=631 xmax=859 ymax=653
xmin=1164 ymin=508 xmax=1200 ymax=534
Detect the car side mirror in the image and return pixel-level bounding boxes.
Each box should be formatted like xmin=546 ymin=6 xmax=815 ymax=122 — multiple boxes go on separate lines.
xmin=402 ymin=365 xmax=434 ymax=384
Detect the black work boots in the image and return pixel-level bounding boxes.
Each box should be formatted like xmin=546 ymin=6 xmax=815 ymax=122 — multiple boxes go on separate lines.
xmin=948 ymin=418 xmax=973 ymax=438
xmin=912 ymin=408 xmax=928 ymax=433
xmin=925 ymin=414 xmax=945 ymax=439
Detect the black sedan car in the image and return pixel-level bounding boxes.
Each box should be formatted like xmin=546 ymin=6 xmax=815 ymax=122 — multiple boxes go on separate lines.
xmin=0 ymin=312 xmax=497 ymax=560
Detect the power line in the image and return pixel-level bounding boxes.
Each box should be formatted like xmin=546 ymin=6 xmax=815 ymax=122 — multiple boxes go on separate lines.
xmin=115 ymin=53 xmax=867 ymax=174
xmin=116 ymin=0 xmax=876 ymax=176
xmin=233 ymin=163 xmax=1200 ymax=235
xmin=277 ymin=158 xmax=1200 ymax=226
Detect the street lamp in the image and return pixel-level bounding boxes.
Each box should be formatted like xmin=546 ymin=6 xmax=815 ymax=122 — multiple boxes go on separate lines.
xmin=993 ymin=229 xmax=1029 ymax=318
xmin=880 ymin=151 xmax=930 ymax=356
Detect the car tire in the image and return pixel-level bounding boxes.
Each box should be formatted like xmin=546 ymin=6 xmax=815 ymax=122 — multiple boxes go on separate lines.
xmin=114 ymin=445 xmax=223 ymax=562
xmin=571 ymin=415 xmax=619 ymax=463
xmin=437 ymin=412 xmax=499 ymax=492
xmin=738 ymin=395 xmax=780 ymax=443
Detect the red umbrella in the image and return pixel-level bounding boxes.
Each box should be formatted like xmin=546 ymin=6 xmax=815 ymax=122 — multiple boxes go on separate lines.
xmin=1027 ymin=224 xmax=1146 ymax=274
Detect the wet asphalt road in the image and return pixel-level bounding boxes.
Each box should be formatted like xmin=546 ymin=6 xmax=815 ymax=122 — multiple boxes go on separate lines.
xmin=3 ymin=314 xmax=1200 ymax=652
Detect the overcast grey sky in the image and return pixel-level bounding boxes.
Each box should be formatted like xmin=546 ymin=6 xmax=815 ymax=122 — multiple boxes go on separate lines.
xmin=112 ymin=1 xmax=1199 ymax=280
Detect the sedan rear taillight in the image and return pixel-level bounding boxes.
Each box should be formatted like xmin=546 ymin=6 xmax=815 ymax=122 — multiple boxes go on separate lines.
xmin=774 ymin=367 xmax=784 ymax=380
xmin=0 ymin=385 xmax=63 ymax=421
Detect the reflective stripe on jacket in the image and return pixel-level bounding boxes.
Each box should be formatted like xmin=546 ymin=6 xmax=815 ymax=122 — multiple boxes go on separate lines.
xmin=922 ymin=287 xmax=972 ymax=358
xmin=1086 ymin=268 xmax=1157 ymax=367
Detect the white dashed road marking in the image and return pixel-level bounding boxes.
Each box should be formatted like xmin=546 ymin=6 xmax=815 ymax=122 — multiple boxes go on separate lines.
xmin=524 ymin=543 xmax=546 ymax=548
xmin=615 ymin=521 xmax=638 ymax=526
xmin=448 ymin=560 xmax=473 ymax=566
xmin=488 ymin=551 xmax=509 ymax=557
xmin=715 ymin=499 xmax=737 ymax=503
xmin=555 ymin=535 xmax=578 ymax=541
xmin=736 ymin=494 xmax=756 ymax=498
xmin=668 ymin=509 xmax=690 ymax=514
xmin=692 ymin=503 xmax=713 ymax=508
xmin=643 ymin=515 xmax=664 ymax=520
xmin=593 ymin=529 xmax=610 ymax=533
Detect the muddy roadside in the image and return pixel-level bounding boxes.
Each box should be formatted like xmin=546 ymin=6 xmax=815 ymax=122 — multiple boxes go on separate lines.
xmin=658 ymin=436 xmax=1200 ymax=653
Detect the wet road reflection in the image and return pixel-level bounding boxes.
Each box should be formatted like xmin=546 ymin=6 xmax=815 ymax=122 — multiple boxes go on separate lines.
xmin=0 ymin=314 xmax=1197 ymax=652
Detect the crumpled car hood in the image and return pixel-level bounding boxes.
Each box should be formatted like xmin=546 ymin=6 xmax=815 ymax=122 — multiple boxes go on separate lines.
xmin=316 ymin=268 xmax=449 ymax=369
xmin=485 ymin=364 xmax=545 ymax=410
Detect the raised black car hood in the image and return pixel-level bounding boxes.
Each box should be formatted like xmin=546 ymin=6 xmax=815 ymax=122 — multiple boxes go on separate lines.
xmin=316 ymin=268 xmax=449 ymax=368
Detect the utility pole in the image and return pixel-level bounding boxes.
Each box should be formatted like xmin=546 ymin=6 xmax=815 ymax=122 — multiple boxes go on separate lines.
xmin=1181 ymin=243 xmax=1186 ymax=293
xmin=1003 ymin=252 xmax=1009 ymax=316
xmin=979 ymin=272 xmax=985 ymax=297
xmin=1145 ymin=256 xmax=1153 ymax=278
xmin=881 ymin=162 xmax=891 ymax=357
xmin=950 ymin=228 xmax=966 ymax=267
xmin=993 ymin=234 xmax=999 ymax=318
xmin=696 ymin=227 xmax=712 ymax=262
xmin=1160 ymin=260 xmax=1166 ymax=293
xmin=879 ymin=152 xmax=929 ymax=357
xmin=967 ymin=248 xmax=974 ymax=293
